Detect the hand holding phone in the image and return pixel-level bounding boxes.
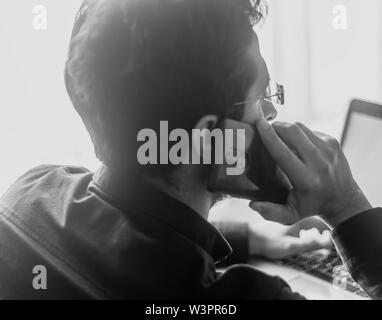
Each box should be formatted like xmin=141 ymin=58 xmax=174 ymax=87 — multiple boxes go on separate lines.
xmin=250 ymin=119 xmax=371 ymax=228
xmin=208 ymin=118 xmax=290 ymax=204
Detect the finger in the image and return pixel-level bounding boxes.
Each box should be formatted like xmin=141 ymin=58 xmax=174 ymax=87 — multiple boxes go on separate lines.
xmin=272 ymin=121 xmax=321 ymax=164
xmin=294 ymin=122 xmax=323 ymax=146
xmin=275 ymin=168 xmax=293 ymax=191
xmin=300 ymin=228 xmax=321 ymax=242
xmin=282 ymin=236 xmax=328 ymax=257
xmin=286 ymin=217 xmax=330 ymax=236
xmin=256 ymin=118 xmax=307 ymax=186
xmin=300 ymin=228 xmax=333 ymax=250
xmin=282 ymin=238 xmax=318 ymax=257
xmin=320 ymin=230 xmax=334 ymax=249
xmin=295 ymin=122 xmax=337 ymax=150
xmin=249 ymin=201 xmax=298 ymax=225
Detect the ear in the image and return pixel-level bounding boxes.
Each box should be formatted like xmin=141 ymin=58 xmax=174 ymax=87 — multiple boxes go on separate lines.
xmin=192 ymin=115 xmax=219 ymax=163
xmin=194 ymin=115 xmax=219 ymax=131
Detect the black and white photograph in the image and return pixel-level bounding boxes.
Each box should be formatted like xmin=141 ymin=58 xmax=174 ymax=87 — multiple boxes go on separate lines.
xmin=0 ymin=0 xmax=382 ymax=307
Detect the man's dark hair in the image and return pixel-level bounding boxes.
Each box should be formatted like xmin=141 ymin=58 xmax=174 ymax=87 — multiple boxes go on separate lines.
xmin=65 ymin=0 xmax=267 ymax=171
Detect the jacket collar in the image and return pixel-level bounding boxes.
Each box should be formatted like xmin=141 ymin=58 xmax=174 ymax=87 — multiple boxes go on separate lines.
xmin=93 ymin=166 xmax=232 ymax=263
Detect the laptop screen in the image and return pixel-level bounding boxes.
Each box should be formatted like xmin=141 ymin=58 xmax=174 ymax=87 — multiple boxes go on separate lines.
xmin=342 ymin=111 xmax=382 ymax=207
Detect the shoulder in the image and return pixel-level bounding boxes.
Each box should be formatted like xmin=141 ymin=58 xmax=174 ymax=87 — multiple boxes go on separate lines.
xmin=3 ymin=164 xmax=91 ymax=192
xmin=13 ymin=164 xmax=91 ymax=183
xmin=0 ymin=164 xmax=93 ymax=215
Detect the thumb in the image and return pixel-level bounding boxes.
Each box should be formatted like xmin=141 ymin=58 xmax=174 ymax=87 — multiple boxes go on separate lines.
xmin=249 ymin=201 xmax=297 ymax=225
xmin=279 ymin=236 xmax=323 ymax=258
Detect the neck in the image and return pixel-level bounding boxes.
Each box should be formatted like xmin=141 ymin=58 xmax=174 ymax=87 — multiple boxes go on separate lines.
xmin=101 ymin=165 xmax=212 ymax=220
xmin=144 ymin=168 xmax=212 ymax=220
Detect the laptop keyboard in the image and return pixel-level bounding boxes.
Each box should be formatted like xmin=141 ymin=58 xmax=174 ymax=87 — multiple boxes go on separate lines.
xmin=276 ymin=248 xmax=370 ymax=299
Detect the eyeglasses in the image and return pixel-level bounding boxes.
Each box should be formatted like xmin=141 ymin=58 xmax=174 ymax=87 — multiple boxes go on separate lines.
xmin=233 ymin=80 xmax=285 ymax=108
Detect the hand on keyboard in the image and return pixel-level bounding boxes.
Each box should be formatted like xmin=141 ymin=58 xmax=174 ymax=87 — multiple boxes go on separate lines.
xmin=277 ymin=248 xmax=370 ymax=298
xmin=249 ymin=217 xmax=333 ymax=259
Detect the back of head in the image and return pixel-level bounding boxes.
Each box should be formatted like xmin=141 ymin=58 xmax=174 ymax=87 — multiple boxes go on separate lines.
xmin=65 ymin=0 xmax=267 ymax=173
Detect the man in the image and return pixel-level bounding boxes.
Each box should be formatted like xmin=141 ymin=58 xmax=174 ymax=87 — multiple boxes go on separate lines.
xmin=0 ymin=0 xmax=379 ymax=299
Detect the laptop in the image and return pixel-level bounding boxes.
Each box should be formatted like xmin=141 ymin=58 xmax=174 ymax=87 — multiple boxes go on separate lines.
xmin=249 ymin=99 xmax=382 ymax=300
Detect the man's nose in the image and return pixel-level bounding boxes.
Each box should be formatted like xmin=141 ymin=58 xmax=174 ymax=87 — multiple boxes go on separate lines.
xmin=262 ymin=99 xmax=278 ymax=121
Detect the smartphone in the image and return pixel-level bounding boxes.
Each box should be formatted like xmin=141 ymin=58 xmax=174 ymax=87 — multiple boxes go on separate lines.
xmin=208 ymin=118 xmax=289 ymax=204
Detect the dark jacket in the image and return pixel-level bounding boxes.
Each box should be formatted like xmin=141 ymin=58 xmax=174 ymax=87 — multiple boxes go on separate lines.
xmin=0 ymin=165 xmax=380 ymax=299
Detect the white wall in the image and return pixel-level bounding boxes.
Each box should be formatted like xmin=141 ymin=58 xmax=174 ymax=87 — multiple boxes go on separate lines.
xmin=259 ymin=0 xmax=382 ymax=137
xmin=0 ymin=1 xmax=100 ymax=195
